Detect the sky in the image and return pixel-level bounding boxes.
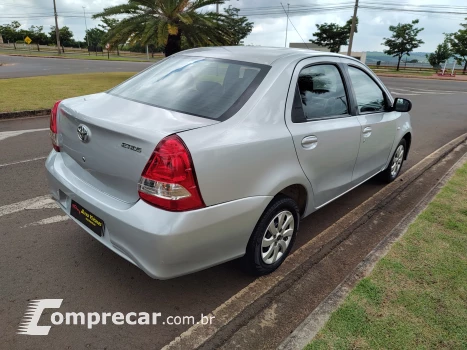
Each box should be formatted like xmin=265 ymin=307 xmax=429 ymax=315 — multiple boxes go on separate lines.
xmin=0 ymin=0 xmax=466 ymax=52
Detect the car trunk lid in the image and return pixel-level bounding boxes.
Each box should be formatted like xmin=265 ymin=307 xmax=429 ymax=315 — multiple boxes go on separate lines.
xmin=57 ymin=93 xmax=218 ymax=203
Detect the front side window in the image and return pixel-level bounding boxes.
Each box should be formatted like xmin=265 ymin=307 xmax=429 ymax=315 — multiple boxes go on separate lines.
xmin=109 ymin=56 xmax=270 ymax=120
xmin=295 ymin=64 xmax=349 ymax=121
xmin=347 ymin=66 xmax=388 ymax=113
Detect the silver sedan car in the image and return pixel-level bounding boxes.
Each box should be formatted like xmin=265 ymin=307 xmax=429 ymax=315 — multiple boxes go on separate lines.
xmin=46 ymin=47 xmax=412 ymax=279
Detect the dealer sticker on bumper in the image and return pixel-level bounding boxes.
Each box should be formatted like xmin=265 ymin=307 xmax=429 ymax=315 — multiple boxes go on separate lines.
xmin=70 ymin=200 xmax=105 ymax=237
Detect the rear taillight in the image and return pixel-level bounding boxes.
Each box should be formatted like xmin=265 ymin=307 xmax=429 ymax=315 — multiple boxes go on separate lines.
xmin=50 ymin=100 xmax=62 ymax=152
xmin=138 ymin=135 xmax=205 ymax=212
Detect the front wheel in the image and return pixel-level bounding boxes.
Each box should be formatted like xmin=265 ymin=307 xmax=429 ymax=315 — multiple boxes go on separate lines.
xmin=382 ymin=139 xmax=406 ymax=183
xmin=243 ymin=195 xmax=299 ymax=276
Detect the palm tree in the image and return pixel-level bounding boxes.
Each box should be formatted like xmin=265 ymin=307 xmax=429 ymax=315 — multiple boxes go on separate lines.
xmin=93 ymin=0 xmax=233 ymax=57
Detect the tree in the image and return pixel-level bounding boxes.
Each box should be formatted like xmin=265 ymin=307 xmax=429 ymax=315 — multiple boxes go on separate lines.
xmin=93 ymin=0 xmax=239 ymax=57
xmin=382 ymin=19 xmax=424 ymax=71
xmin=0 ymin=21 xmax=22 ymax=44
xmin=426 ymin=39 xmax=451 ymax=69
xmin=446 ymin=27 xmax=467 ymax=74
xmin=85 ymin=28 xmax=106 ymax=48
xmin=309 ymin=17 xmax=358 ymax=53
xmin=99 ymin=17 xmax=124 ymax=54
xmin=100 ymin=17 xmax=120 ymax=31
xmin=27 ymin=25 xmax=49 ymax=50
xmin=49 ymin=26 xmax=75 ymax=48
xmin=224 ymin=7 xmax=253 ymax=45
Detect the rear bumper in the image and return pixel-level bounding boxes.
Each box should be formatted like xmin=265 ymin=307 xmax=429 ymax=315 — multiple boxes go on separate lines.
xmin=45 ymin=151 xmax=272 ymax=279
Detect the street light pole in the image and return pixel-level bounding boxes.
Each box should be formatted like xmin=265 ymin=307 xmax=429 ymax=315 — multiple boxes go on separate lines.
xmin=52 ymin=0 xmax=61 ymax=55
xmin=83 ymin=6 xmax=90 ymax=49
xmin=347 ymin=0 xmax=358 ymax=56
xmin=83 ymin=6 xmax=89 ymax=47
xmin=284 ymin=3 xmax=290 ymax=47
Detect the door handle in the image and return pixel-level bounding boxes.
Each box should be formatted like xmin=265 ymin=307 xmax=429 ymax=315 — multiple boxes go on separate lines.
xmin=362 ymin=126 xmax=372 ymax=139
xmin=301 ymin=135 xmax=318 ymax=149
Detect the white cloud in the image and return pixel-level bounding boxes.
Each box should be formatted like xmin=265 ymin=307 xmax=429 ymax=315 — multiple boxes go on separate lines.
xmin=252 ymin=24 xmax=264 ymax=33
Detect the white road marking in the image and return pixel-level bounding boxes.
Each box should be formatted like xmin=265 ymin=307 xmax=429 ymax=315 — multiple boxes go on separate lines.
xmin=391 ymin=92 xmax=419 ymax=96
xmin=0 ymin=195 xmax=69 ymax=228
xmin=0 ymin=128 xmax=48 ymax=142
xmin=391 ymin=89 xmax=455 ymax=95
xmin=21 ymin=215 xmax=69 ymax=228
xmin=0 ymin=156 xmax=47 ymax=168
xmin=0 ymin=195 xmax=58 ymax=218
xmin=388 ymin=87 xmax=467 ymax=97
xmin=400 ymin=87 xmax=467 ymax=93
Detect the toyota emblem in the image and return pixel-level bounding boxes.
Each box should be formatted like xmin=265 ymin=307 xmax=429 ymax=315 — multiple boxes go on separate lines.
xmin=77 ymin=124 xmax=90 ymax=142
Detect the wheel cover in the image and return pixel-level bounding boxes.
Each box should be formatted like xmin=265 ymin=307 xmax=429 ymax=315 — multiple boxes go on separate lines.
xmin=391 ymin=145 xmax=404 ymax=178
xmin=261 ymin=210 xmax=295 ymax=265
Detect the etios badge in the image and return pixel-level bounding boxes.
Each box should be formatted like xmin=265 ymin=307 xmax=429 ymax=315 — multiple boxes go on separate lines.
xmin=77 ymin=124 xmax=91 ymax=142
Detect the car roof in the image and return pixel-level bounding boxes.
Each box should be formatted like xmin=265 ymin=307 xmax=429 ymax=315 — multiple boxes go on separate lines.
xmin=180 ymin=46 xmax=359 ymax=66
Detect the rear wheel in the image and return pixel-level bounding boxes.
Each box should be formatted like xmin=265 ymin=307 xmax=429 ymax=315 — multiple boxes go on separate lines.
xmin=382 ymin=139 xmax=406 ymax=183
xmin=243 ymin=195 xmax=299 ymax=276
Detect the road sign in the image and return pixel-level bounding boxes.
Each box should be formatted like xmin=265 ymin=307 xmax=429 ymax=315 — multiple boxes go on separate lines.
xmin=24 ymin=36 xmax=32 ymax=44
xmin=105 ymin=43 xmax=110 ymax=50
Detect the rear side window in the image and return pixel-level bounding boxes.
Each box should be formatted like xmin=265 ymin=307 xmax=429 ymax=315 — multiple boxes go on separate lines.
xmin=109 ymin=56 xmax=270 ymax=121
xmin=294 ymin=64 xmax=349 ymax=121
xmin=347 ymin=66 xmax=388 ymax=113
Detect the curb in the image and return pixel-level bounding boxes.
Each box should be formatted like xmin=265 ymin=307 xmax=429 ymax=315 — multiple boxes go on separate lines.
xmin=161 ymin=132 xmax=467 ymax=350
xmin=5 ymin=54 xmax=73 ymax=60
xmin=0 ymin=109 xmax=50 ymax=120
xmin=376 ymin=73 xmax=467 ymax=81
xmin=278 ymin=150 xmax=467 ymax=350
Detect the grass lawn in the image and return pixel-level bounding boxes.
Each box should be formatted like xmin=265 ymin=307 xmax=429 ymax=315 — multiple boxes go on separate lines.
xmin=306 ymin=162 xmax=467 ymax=350
xmin=0 ymin=72 xmax=136 ymax=112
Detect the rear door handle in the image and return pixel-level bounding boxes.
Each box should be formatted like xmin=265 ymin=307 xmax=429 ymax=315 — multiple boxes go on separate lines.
xmin=301 ymin=135 xmax=318 ymax=149
xmin=362 ymin=127 xmax=372 ymax=138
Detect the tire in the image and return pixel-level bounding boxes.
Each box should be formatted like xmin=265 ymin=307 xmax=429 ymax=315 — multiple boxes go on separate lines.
xmin=382 ymin=138 xmax=406 ymax=183
xmin=243 ymin=195 xmax=299 ymax=276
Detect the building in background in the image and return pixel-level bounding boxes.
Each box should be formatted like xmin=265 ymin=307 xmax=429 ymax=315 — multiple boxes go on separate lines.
xmin=289 ymin=42 xmax=366 ymax=63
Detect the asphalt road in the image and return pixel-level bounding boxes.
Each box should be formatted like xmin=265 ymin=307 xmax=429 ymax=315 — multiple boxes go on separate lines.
xmin=0 ymin=78 xmax=466 ymax=349
xmin=0 ymin=55 xmax=153 ymax=78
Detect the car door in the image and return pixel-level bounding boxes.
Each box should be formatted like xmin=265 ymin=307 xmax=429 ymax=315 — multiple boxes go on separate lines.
xmin=285 ymin=57 xmax=362 ymax=208
xmin=343 ymin=63 xmax=398 ymax=185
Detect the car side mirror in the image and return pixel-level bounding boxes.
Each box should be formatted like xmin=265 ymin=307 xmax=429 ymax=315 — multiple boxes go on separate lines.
xmin=393 ymin=98 xmax=412 ymax=113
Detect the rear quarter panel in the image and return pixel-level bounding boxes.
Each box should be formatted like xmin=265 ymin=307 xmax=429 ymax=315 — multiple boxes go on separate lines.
xmin=179 ymin=60 xmax=314 ymax=213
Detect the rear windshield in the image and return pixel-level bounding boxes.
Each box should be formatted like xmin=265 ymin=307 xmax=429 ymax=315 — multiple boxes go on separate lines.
xmin=109 ymin=56 xmax=270 ymax=121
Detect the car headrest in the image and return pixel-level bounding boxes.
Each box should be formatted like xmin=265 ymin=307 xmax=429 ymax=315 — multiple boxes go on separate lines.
xmin=298 ymin=75 xmax=313 ymax=92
